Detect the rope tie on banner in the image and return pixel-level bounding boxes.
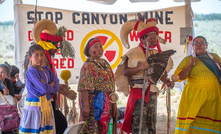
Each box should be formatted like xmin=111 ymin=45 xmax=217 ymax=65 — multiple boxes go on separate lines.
xmin=184 ymin=35 xmax=193 ymax=53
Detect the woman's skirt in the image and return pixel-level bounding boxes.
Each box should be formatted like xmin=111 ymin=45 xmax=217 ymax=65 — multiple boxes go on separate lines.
xmin=19 ymin=97 xmax=54 ymax=134
xmin=175 ymin=78 xmax=221 ymax=134
xmin=80 ymin=93 xmax=112 ymax=134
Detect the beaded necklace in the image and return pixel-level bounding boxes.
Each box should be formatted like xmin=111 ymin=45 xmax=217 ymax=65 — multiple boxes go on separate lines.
xmin=94 ymin=58 xmax=111 ymax=75
xmin=94 ymin=59 xmax=109 ymax=72
xmin=196 ymin=54 xmax=207 ymax=57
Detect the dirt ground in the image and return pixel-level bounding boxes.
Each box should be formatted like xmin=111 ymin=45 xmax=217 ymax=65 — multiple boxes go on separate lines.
xmin=156 ymin=90 xmax=182 ymax=134
xmin=116 ymin=88 xmax=182 ymax=134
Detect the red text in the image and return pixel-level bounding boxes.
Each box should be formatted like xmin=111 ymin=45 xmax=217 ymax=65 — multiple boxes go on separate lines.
xmin=53 ymin=58 xmax=74 ymax=69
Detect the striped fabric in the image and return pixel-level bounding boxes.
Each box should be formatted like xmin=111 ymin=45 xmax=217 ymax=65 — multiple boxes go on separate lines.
xmin=19 ymin=96 xmax=54 ymax=134
xmin=176 ymin=116 xmax=221 ymax=134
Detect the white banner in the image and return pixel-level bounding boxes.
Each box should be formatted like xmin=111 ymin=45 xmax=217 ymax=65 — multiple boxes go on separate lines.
xmin=14 ymin=4 xmax=189 ymax=86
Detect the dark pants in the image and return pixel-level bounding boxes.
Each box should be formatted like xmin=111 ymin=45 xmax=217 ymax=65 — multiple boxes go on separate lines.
xmin=131 ymin=92 xmax=157 ymax=134
xmin=52 ymin=101 xmax=68 ymax=134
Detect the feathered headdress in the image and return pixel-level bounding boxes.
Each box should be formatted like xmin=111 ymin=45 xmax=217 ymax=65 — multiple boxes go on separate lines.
xmin=120 ymin=17 xmax=166 ymax=49
xmin=32 ymin=19 xmax=75 ymax=59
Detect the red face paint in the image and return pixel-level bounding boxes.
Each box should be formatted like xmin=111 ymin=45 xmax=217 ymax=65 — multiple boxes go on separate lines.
xmin=93 ymin=51 xmax=96 ymax=55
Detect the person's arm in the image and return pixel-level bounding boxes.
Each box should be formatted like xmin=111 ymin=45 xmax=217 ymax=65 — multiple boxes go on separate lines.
xmin=3 ymin=88 xmax=9 ymax=95
xmin=213 ymin=57 xmax=221 ymax=70
xmin=16 ymin=79 xmax=23 ymax=87
xmin=26 ymin=68 xmax=56 ymax=94
xmin=14 ymin=97 xmax=18 ymax=103
xmin=46 ymin=66 xmax=59 ymax=93
xmin=57 ymin=85 xmax=77 ymax=100
xmin=78 ymin=62 xmax=95 ymax=117
xmin=123 ymin=58 xmax=150 ymax=76
xmin=179 ymin=57 xmax=197 ymax=80
xmin=14 ymin=94 xmax=22 ymax=101
xmin=16 ymin=75 xmax=25 ymax=88
xmin=0 ymin=80 xmax=9 ymax=95
xmin=81 ymin=90 xmax=90 ymax=117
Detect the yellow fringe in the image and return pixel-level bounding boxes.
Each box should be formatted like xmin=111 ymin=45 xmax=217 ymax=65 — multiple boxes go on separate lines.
xmin=40 ymin=94 xmax=51 ymax=125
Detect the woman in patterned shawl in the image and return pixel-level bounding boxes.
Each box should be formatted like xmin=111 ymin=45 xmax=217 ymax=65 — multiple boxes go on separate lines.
xmin=78 ymin=38 xmax=117 ymax=134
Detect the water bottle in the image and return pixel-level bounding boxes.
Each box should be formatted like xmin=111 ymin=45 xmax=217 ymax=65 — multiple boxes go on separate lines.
xmin=107 ymin=118 xmax=113 ymax=134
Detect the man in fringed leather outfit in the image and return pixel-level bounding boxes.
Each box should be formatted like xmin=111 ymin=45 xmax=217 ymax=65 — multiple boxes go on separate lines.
xmin=115 ymin=18 xmax=175 ymax=134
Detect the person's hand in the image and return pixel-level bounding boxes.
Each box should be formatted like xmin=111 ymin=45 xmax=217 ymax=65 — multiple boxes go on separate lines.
xmin=14 ymin=97 xmax=18 ymax=103
xmin=65 ymin=90 xmax=77 ymax=100
xmin=165 ymin=78 xmax=175 ymax=89
xmin=3 ymin=88 xmax=9 ymax=95
xmin=213 ymin=57 xmax=221 ymax=68
xmin=64 ymin=85 xmax=72 ymax=90
xmin=82 ymin=105 xmax=90 ymax=118
xmin=41 ymin=79 xmax=46 ymax=84
xmin=15 ymin=73 xmax=20 ymax=81
xmin=49 ymin=81 xmax=55 ymax=88
xmin=59 ymin=84 xmax=71 ymax=90
xmin=168 ymin=81 xmax=175 ymax=89
xmin=59 ymin=84 xmax=66 ymax=90
xmin=190 ymin=57 xmax=197 ymax=67
xmin=139 ymin=62 xmax=149 ymax=70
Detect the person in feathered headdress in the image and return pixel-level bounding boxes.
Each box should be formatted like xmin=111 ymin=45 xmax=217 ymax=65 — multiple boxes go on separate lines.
xmin=31 ymin=19 xmax=77 ymax=134
xmin=114 ymin=17 xmax=175 ymax=133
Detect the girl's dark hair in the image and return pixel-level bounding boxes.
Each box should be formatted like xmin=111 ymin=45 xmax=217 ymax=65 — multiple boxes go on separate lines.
xmin=23 ymin=44 xmax=45 ymax=78
xmin=84 ymin=38 xmax=99 ymax=57
xmin=27 ymin=44 xmax=45 ymax=57
xmin=193 ymin=36 xmax=208 ymax=45
xmin=0 ymin=64 xmax=10 ymax=75
xmin=23 ymin=52 xmax=29 ymax=79
xmin=10 ymin=65 xmax=19 ymax=78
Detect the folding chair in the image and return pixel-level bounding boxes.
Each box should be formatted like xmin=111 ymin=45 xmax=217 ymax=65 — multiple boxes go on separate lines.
xmin=16 ymin=93 xmax=27 ymax=117
xmin=63 ymin=121 xmax=85 ymax=134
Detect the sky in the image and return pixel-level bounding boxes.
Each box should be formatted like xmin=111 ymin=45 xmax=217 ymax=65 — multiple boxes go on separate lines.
xmin=0 ymin=0 xmax=221 ymax=22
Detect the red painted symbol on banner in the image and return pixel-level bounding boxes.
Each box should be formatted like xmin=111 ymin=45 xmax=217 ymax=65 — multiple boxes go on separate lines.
xmin=80 ymin=29 xmax=123 ymax=69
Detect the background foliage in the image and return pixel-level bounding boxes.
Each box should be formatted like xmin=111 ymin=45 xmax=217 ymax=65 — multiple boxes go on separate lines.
xmin=194 ymin=13 xmax=221 ymax=21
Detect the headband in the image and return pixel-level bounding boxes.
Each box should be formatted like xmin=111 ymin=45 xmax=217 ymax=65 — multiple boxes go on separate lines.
xmin=138 ymin=26 xmax=159 ymax=39
xmin=88 ymin=39 xmax=101 ymax=51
